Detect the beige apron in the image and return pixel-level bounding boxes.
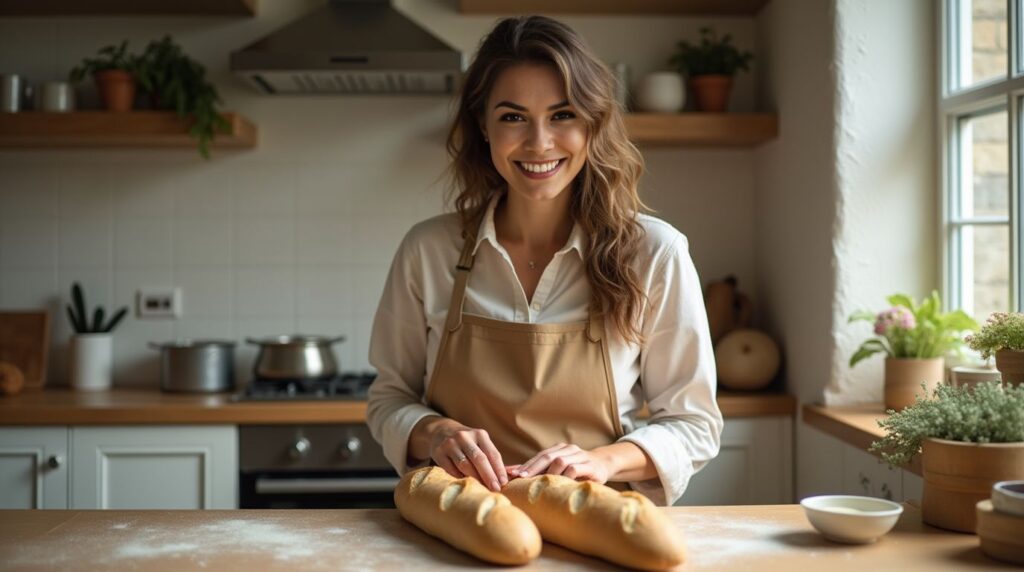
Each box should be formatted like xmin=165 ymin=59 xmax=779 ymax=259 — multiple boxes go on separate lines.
xmin=426 ymin=228 xmax=625 ymax=468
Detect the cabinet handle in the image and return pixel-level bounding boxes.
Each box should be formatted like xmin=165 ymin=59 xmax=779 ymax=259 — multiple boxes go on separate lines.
xmin=46 ymin=455 xmax=63 ymax=469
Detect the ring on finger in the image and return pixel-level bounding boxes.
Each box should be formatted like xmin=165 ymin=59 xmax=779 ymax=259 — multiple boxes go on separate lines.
xmin=454 ymin=454 xmax=468 ymax=464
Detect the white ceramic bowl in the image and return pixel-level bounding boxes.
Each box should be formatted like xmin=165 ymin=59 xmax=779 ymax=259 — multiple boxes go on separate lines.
xmin=992 ymin=481 xmax=1024 ymax=516
xmin=800 ymin=495 xmax=904 ymax=544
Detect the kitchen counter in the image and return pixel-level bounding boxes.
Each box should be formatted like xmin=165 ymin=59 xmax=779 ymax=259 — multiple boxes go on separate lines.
xmin=0 ymin=504 xmax=1000 ymax=571
xmin=0 ymin=389 xmax=797 ymax=425
xmin=802 ymin=403 xmax=922 ymax=476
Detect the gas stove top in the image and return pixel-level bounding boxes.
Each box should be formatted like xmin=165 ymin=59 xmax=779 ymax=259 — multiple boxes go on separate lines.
xmin=234 ymin=371 xmax=376 ymax=401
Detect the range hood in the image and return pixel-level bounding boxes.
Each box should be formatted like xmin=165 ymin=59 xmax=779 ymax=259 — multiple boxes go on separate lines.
xmin=230 ymin=0 xmax=463 ymax=95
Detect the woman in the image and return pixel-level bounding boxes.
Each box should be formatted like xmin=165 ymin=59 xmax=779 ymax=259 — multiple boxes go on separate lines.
xmin=366 ymin=15 xmax=722 ymax=506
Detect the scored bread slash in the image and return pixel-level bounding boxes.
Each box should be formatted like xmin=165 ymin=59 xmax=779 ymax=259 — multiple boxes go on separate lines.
xmin=394 ymin=466 xmax=542 ymax=565
xmin=502 ymin=474 xmax=686 ymax=571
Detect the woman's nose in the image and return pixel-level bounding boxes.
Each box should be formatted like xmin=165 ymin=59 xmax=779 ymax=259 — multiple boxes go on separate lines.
xmin=524 ymin=122 xmax=554 ymax=152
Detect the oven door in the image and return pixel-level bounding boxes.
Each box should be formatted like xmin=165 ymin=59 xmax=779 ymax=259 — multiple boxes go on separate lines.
xmin=239 ymin=424 xmax=399 ymax=509
xmin=240 ymin=469 xmax=400 ymax=509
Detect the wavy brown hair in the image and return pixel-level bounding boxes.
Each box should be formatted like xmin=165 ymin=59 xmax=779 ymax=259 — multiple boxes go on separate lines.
xmin=445 ymin=15 xmax=648 ymax=343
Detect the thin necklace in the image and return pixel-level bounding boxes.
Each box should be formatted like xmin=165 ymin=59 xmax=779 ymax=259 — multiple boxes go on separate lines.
xmin=528 ymin=261 xmax=536 ymax=269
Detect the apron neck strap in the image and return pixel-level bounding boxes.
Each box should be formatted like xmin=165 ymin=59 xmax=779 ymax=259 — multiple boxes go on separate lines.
xmin=445 ymin=230 xmax=478 ymax=332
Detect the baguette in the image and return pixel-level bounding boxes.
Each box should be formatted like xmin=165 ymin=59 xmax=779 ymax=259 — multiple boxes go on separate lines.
xmin=502 ymin=475 xmax=686 ymax=571
xmin=394 ymin=466 xmax=542 ymax=565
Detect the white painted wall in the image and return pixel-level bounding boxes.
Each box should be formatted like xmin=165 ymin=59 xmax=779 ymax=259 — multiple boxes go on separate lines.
xmin=0 ymin=1 xmax=760 ymax=387
xmin=754 ymin=0 xmax=936 ymax=499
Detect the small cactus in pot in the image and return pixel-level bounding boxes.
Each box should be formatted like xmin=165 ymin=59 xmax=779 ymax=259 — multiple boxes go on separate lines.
xmin=66 ymin=282 xmax=128 ymax=390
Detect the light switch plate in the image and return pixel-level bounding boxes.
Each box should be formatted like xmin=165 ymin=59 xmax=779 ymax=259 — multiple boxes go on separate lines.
xmin=137 ymin=287 xmax=182 ymax=319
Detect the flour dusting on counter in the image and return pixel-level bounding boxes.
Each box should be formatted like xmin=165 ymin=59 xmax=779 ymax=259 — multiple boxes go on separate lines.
xmin=676 ymin=512 xmax=852 ymax=565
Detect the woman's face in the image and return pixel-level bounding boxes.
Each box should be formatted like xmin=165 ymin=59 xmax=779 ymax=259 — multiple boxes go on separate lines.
xmin=482 ymin=63 xmax=588 ymax=204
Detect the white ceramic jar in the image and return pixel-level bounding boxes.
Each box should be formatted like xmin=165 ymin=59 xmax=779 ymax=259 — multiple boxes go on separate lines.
xmin=71 ymin=333 xmax=112 ymax=391
xmin=634 ymin=72 xmax=685 ymax=112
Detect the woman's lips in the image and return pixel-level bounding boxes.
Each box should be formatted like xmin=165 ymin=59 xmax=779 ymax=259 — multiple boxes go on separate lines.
xmin=515 ymin=158 xmax=566 ymax=180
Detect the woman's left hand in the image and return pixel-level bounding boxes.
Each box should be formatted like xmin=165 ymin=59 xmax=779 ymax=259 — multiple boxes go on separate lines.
xmin=506 ymin=443 xmax=614 ymax=483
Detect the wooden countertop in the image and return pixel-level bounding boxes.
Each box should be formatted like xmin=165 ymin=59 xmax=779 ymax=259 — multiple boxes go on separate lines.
xmin=0 ymin=389 xmax=797 ymax=426
xmin=0 ymin=504 xmax=998 ymax=571
xmin=802 ymin=403 xmax=923 ymax=476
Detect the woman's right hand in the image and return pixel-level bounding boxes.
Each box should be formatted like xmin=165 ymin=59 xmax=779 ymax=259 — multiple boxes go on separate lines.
xmin=411 ymin=416 xmax=507 ymax=491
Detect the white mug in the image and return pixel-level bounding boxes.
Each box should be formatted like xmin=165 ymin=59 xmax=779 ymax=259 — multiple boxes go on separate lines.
xmin=40 ymin=81 xmax=75 ymax=112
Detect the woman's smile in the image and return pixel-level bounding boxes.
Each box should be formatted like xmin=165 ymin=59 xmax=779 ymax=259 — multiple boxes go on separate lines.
xmin=515 ymin=158 xmax=567 ymax=179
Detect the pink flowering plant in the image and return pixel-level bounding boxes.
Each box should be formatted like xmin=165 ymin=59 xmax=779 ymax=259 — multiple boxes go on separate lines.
xmin=848 ymin=291 xmax=978 ymax=367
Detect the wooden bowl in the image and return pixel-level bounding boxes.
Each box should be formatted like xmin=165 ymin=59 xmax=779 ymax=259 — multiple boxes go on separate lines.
xmin=977 ymin=500 xmax=1024 ymax=565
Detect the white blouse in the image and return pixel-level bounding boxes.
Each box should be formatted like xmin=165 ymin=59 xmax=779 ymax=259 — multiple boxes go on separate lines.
xmin=366 ymin=196 xmax=723 ymax=506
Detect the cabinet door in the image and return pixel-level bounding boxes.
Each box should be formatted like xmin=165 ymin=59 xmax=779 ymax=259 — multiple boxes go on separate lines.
xmin=71 ymin=425 xmax=237 ymax=509
xmin=842 ymin=445 xmax=902 ymax=501
xmin=0 ymin=427 xmax=69 ymax=509
xmin=675 ymin=416 xmax=793 ymax=506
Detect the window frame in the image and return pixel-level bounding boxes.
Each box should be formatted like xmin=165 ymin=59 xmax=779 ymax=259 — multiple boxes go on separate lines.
xmin=940 ymin=0 xmax=1020 ymax=318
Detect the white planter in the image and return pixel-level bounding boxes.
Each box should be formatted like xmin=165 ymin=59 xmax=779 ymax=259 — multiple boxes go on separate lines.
xmin=71 ymin=334 xmax=112 ymax=391
xmin=634 ymin=72 xmax=685 ymax=112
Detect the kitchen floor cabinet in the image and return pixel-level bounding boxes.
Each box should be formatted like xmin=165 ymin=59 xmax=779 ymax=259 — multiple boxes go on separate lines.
xmin=0 ymin=425 xmax=237 ymax=509
xmin=0 ymin=427 xmax=69 ymax=509
xmin=71 ymin=426 xmax=237 ymax=509
xmin=675 ymin=416 xmax=793 ymax=506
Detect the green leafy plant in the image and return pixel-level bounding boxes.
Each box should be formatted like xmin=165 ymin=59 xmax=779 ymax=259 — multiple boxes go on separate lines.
xmin=69 ymin=40 xmax=140 ymax=82
xmin=965 ymin=312 xmax=1024 ymax=360
xmin=869 ymin=381 xmax=1024 ymax=467
xmin=66 ymin=282 xmax=129 ymax=334
xmin=848 ymin=291 xmax=978 ymax=367
xmin=136 ymin=35 xmax=229 ymax=159
xmin=669 ymin=27 xmax=754 ymax=78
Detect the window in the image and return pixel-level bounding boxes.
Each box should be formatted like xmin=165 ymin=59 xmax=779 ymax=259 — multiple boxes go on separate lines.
xmin=942 ymin=0 xmax=1014 ymax=322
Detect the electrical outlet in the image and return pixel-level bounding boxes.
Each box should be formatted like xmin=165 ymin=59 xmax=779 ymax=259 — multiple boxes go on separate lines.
xmin=137 ymin=287 xmax=182 ymax=319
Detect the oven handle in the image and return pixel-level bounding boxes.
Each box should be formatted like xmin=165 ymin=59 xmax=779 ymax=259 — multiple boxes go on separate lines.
xmin=255 ymin=477 xmax=401 ymax=494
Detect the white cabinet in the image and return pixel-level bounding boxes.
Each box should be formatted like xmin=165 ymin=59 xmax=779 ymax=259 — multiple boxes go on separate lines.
xmin=0 ymin=427 xmax=69 ymax=509
xmin=71 ymin=425 xmax=237 ymax=509
xmin=842 ymin=444 xmax=902 ymax=501
xmin=675 ymin=416 xmax=793 ymax=506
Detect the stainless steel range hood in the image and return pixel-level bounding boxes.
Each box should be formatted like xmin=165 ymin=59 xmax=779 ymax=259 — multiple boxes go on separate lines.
xmin=230 ymin=0 xmax=463 ymax=95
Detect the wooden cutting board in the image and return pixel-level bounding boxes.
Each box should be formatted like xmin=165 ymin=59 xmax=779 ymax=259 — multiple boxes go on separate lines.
xmin=0 ymin=311 xmax=50 ymax=391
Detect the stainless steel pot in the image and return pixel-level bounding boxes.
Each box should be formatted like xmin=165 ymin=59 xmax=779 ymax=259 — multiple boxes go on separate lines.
xmin=245 ymin=335 xmax=346 ymax=380
xmin=150 ymin=340 xmax=236 ymax=393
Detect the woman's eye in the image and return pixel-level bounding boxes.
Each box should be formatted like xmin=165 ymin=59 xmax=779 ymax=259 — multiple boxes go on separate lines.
xmin=500 ymin=113 xmax=523 ymax=122
xmin=553 ymin=111 xmax=576 ymax=120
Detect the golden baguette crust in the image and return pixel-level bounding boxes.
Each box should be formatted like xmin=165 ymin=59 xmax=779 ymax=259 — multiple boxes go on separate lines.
xmin=502 ymin=475 xmax=686 ymax=571
xmin=394 ymin=466 xmax=542 ymax=565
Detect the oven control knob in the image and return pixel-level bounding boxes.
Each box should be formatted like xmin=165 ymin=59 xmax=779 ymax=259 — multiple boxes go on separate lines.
xmin=289 ymin=437 xmax=311 ymax=460
xmin=338 ymin=437 xmax=361 ymax=460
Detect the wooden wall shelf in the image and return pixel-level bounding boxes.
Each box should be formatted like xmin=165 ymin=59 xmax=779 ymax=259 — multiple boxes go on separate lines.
xmin=459 ymin=0 xmax=769 ymax=16
xmin=0 ymin=0 xmax=256 ymax=16
xmin=0 ymin=111 xmax=257 ymax=150
xmin=624 ymin=112 xmax=778 ymax=147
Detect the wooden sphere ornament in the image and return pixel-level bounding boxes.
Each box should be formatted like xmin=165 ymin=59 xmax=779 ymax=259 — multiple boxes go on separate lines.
xmin=715 ymin=329 xmax=781 ymax=391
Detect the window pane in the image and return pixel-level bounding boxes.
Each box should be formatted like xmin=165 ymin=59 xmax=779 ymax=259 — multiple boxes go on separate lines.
xmin=961 ymin=224 xmax=1010 ymax=321
xmin=965 ymin=110 xmax=1009 ymax=217
xmin=956 ymin=0 xmax=1007 ymax=89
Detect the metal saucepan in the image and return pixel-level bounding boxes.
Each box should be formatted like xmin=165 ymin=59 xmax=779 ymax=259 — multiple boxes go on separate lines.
xmin=149 ymin=339 xmax=236 ymax=393
xmin=245 ymin=335 xmax=346 ymax=380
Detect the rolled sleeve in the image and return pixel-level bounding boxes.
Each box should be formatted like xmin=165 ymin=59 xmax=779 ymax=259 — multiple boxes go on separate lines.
xmin=365 ymin=231 xmax=442 ymax=475
xmin=624 ymin=233 xmax=723 ymax=506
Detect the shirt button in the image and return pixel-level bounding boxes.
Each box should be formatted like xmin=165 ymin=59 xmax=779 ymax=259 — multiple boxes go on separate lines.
xmin=532 ymin=302 xmax=541 ymax=311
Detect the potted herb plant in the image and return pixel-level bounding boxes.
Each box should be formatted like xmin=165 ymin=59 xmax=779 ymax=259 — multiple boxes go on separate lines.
xmin=668 ymin=27 xmax=753 ymax=112
xmin=849 ymin=291 xmax=978 ymax=411
xmin=966 ymin=312 xmax=1024 ymax=384
xmin=870 ymin=382 xmax=1024 ymax=533
xmin=69 ymin=40 xmax=140 ymax=112
xmin=66 ymin=282 xmax=129 ymax=391
xmin=135 ymin=35 xmax=230 ymax=159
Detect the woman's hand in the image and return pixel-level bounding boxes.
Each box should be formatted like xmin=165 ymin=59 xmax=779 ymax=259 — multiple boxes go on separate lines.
xmin=412 ymin=416 xmax=507 ymax=491
xmin=507 ymin=443 xmax=615 ymax=484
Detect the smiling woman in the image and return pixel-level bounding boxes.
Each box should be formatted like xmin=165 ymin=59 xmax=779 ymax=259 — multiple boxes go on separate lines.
xmin=366 ymin=15 xmax=723 ymax=509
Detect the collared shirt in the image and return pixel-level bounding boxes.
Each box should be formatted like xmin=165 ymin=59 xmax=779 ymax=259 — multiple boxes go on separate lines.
xmin=366 ymin=195 xmax=723 ymax=506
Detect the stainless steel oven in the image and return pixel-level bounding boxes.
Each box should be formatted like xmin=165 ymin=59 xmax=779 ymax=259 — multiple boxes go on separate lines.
xmin=239 ymin=424 xmax=400 ymax=509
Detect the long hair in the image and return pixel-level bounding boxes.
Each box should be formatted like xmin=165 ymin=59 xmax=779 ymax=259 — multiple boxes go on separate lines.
xmin=445 ymin=15 xmax=648 ymax=343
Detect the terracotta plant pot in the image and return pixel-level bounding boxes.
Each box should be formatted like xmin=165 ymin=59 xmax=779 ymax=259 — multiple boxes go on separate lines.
xmin=884 ymin=357 xmax=944 ymax=411
xmin=921 ymin=438 xmax=1024 ymax=533
xmin=687 ymin=74 xmax=733 ymax=112
xmin=995 ymin=349 xmax=1024 ymax=385
xmin=94 ymin=69 xmax=135 ymax=112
